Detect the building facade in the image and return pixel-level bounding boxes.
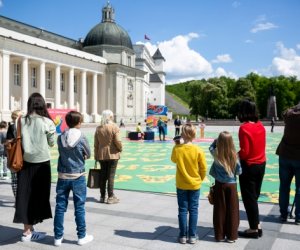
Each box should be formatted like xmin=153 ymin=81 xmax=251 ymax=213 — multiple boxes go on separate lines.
xmin=0 ymin=2 xmax=165 ymax=123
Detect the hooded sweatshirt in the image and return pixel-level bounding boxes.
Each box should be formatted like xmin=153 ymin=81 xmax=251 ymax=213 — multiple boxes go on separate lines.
xmin=57 ymin=128 xmax=90 ymax=179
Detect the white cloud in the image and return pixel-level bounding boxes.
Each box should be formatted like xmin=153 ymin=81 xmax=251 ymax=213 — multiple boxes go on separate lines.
xmin=232 ymin=1 xmax=241 ymax=8
xmin=271 ymin=42 xmax=300 ymax=78
xmin=136 ymin=33 xmax=239 ymax=83
xmin=214 ymin=67 xmax=238 ymax=79
xmin=0 ymin=0 xmax=3 ymax=7
xmin=297 ymin=44 xmax=300 ymax=50
xmin=245 ymin=39 xmax=254 ymax=43
xmin=141 ymin=33 xmax=213 ymax=81
xmin=251 ymin=22 xmax=278 ymax=33
xmin=211 ymin=54 xmax=232 ymax=64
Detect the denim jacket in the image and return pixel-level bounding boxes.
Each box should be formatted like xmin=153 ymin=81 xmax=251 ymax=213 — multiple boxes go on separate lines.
xmin=209 ymin=140 xmax=242 ymax=183
xmin=57 ymin=128 xmax=90 ymax=174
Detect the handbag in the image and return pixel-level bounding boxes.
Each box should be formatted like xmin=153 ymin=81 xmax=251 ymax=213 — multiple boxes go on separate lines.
xmin=208 ymin=183 xmax=215 ymax=205
xmin=5 ymin=118 xmax=23 ymax=172
xmin=87 ymin=161 xmax=101 ymax=189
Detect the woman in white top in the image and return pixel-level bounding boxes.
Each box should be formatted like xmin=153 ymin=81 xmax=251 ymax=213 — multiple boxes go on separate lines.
xmin=13 ymin=92 xmax=56 ymax=242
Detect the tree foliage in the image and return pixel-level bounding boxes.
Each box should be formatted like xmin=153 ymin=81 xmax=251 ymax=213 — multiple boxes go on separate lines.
xmin=166 ymin=74 xmax=300 ymax=119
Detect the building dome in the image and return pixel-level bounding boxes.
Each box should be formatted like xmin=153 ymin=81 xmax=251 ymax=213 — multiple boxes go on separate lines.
xmin=83 ymin=2 xmax=133 ymax=50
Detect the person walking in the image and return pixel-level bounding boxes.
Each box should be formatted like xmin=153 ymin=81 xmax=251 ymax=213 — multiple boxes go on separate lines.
xmin=94 ymin=110 xmax=122 ymax=204
xmin=13 ymin=92 xmax=56 ymax=242
xmin=171 ymin=124 xmax=207 ymax=244
xmin=271 ymin=117 xmax=275 ymax=133
xmin=174 ymin=115 xmax=182 ymax=136
xmin=276 ymin=103 xmax=300 ymax=225
xmin=54 ymin=111 xmax=93 ymax=246
xmin=6 ymin=110 xmax=22 ymax=197
xmin=157 ymin=117 xmax=166 ymax=141
xmin=237 ymin=99 xmax=266 ymax=239
xmin=209 ymin=131 xmax=242 ymax=243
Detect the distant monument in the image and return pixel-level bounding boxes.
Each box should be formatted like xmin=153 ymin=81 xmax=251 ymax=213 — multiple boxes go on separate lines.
xmin=267 ymin=84 xmax=277 ymax=119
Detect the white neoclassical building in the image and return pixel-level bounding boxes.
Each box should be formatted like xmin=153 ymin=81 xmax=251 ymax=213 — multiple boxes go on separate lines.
xmin=0 ymin=2 xmax=165 ymax=123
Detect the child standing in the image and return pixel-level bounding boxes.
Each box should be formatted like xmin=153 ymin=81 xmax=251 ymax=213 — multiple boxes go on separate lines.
xmin=171 ymin=124 xmax=207 ymax=244
xmin=209 ymin=131 xmax=242 ymax=243
xmin=0 ymin=121 xmax=8 ymax=179
xmin=53 ymin=111 xmax=93 ymax=246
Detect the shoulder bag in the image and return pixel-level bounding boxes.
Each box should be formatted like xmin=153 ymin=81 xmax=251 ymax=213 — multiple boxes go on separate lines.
xmin=5 ymin=118 xmax=23 ymax=172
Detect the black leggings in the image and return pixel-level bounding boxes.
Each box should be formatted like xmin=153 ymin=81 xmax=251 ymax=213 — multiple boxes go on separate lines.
xmin=239 ymin=161 xmax=265 ymax=229
xmin=99 ymin=160 xmax=118 ymax=198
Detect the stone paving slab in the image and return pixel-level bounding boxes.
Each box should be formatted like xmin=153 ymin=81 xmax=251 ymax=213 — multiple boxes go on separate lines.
xmin=0 ymin=179 xmax=300 ymax=250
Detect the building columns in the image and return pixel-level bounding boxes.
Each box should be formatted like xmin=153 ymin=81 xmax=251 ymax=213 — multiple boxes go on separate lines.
xmin=39 ymin=61 xmax=46 ymax=98
xmin=80 ymin=71 xmax=87 ymax=114
xmin=2 ymin=52 xmax=10 ymax=112
xmin=68 ymin=67 xmax=74 ymax=109
xmin=21 ymin=57 xmax=28 ymax=112
xmin=55 ymin=64 xmax=61 ymax=108
xmin=92 ymin=72 xmax=98 ymax=115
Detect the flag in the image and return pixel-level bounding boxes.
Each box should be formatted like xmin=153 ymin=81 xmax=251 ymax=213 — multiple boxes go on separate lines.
xmin=144 ymin=34 xmax=151 ymax=41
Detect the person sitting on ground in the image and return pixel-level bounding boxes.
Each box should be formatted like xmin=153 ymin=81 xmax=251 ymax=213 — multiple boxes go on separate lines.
xmin=54 ymin=111 xmax=93 ymax=246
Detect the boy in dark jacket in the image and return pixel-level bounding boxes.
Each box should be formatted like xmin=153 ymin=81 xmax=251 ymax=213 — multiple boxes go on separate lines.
xmin=53 ymin=111 xmax=93 ymax=246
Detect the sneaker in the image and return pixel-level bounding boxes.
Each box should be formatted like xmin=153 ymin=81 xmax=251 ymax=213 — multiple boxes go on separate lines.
xmin=107 ymin=196 xmax=119 ymax=204
xmin=178 ymin=236 xmax=187 ymax=244
xmin=21 ymin=231 xmax=46 ymax=242
xmin=227 ymin=239 xmax=235 ymax=243
xmin=77 ymin=234 xmax=93 ymax=245
xmin=54 ymin=237 xmax=63 ymax=246
xmin=189 ymin=236 xmax=197 ymax=244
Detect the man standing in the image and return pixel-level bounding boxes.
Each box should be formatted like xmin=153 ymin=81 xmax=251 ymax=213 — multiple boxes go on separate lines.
xmin=276 ymin=103 xmax=300 ymax=225
xmin=174 ymin=115 xmax=182 ymax=136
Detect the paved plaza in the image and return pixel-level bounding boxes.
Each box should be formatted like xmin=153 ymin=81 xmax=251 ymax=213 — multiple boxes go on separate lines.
xmin=1 ymin=124 xmax=299 ymax=249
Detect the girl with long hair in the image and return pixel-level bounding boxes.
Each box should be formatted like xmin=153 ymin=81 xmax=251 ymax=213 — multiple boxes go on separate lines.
xmin=209 ymin=131 xmax=242 ymax=243
xmin=13 ymin=92 xmax=56 ymax=242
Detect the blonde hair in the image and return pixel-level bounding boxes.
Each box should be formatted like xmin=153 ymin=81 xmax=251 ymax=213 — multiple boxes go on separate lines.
xmin=101 ymin=110 xmax=114 ymax=126
xmin=11 ymin=110 xmax=22 ymax=121
xmin=214 ymin=131 xmax=238 ymax=176
xmin=181 ymin=124 xmax=196 ymax=142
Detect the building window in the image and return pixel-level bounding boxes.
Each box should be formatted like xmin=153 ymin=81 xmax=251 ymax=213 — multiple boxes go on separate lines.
xmin=127 ymin=56 xmax=131 ymax=67
xmin=46 ymin=70 xmax=52 ymax=90
xmin=128 ymin=80 xmax=133 ymax=92
xmin=74 ymin=75 xmax=78 ymax=93
xmin=13 ymin=64 xmax=21 ymax=86
xmin=60 ymin=73 xmax=65 ymax=91
xmin=31 ymin=67 xmax=37 ymax=88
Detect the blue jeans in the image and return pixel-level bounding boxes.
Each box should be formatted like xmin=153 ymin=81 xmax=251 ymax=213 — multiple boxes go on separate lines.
xmin=176 ymin=188 xmax=200 ymax=237
xmin=279 ymin=156 xmax=300 ymax=220
xmin=54 ymin=175 xmax=87 ymax=239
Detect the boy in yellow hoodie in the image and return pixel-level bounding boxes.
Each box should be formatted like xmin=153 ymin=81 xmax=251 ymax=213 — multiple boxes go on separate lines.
xmin=171 ymin=124 xmax=207 ymax=244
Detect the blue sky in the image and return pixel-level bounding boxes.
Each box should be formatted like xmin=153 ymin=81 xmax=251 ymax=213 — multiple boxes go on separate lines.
xmin=1 ymin=0 xmax=299 ymax=84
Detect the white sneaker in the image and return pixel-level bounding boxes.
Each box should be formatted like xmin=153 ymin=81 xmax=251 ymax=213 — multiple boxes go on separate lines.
xmin=77 ymin=234 xmax=93 ymax=245
xmin=21 ymin=231 xmax=46 ymax=242
xmin=54 ymin=236 xmax=63 ymax=246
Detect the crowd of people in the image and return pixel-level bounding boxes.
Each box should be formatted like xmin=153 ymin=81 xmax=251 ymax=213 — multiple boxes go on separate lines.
xmin=0 ymin=95 xmax=299 ymax=246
